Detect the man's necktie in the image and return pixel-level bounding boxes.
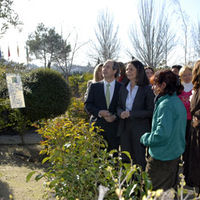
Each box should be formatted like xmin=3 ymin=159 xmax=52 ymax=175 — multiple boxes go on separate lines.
xmin=106 ymin=83 xmax=110 ymax=109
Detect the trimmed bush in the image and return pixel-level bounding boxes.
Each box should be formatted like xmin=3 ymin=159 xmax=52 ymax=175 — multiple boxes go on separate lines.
xmin=22 ymin=68 xmax=71 ymax=122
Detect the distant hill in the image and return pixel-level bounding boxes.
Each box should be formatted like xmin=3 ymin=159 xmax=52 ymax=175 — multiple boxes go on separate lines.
xmin=51 ymin=65 xmax=94 ymax=74
xmin=0 ymin=58 xmax=94 ymax=74
xmin=70 ymin=65 xmax=93 ymax=74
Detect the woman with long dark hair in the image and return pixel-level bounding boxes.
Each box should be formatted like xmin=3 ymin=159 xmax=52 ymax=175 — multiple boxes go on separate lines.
xmin=140 ymin=69 xmax=187 ymax=190
xmin=117 ymin=60 xmax=154 ymax=170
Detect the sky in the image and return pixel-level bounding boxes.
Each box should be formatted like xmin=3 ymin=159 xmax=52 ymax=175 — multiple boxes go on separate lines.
xmin=0 ymin=0 xmax=200 ymax=67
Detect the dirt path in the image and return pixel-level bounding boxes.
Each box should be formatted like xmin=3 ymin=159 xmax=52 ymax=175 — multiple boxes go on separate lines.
xmin=0 ymin=145 xmax=53 ymax=200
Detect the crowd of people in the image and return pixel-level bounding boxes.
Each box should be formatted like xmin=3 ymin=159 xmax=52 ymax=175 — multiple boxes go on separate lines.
xmin=84 ymin=59 xmax=200 ymax=192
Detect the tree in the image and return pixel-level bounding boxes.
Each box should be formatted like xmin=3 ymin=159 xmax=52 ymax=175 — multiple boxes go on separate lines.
xmin=172 ymin=0 xmax=190 ymax=65
xmin=26 ymin=23 xmax=67 ymax=68
xmin=90 ymin=9 xmax=120 ymax=63
xmin=128 ymin=0 xmax=176 ymax=68
xmin=54 ymin=32 xmax=87 ymax=80
xmin=192 ymin=20 xmax=200 ymax=57
xmin=0 ymin=0 xmax=21 ymax=37
xmin=26 ymin=24 xmax=87 ymax=80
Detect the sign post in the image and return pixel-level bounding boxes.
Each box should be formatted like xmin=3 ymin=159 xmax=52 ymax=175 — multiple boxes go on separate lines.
xmin=6 ymin=73 xmax=25 ymax=109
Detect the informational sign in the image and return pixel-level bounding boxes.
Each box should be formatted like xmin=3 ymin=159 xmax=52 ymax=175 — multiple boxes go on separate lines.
xmin=6 ymin=73 xmax=25 ymax=108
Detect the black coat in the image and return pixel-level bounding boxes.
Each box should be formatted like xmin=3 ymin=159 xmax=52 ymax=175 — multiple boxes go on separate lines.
xmin=84 ymin=80 xmax=121 ymax=151
xmin=117 ymin=84 xmax=154 ymax=169
xmin=184 ymin=89 xmax=200 ymax=187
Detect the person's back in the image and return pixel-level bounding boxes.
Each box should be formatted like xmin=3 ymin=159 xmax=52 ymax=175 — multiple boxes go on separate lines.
xmin=140 ymin=69 xmax=187 ymax=191
xmin=150 ymin=93 xmax=187 ymax=161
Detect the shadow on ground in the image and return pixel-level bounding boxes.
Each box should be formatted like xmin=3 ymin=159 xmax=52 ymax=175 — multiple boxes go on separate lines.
xmin=0 ymin=180 xmax=14 ymax=200
xmin=0 ymin=144 xmax=46 ymax=170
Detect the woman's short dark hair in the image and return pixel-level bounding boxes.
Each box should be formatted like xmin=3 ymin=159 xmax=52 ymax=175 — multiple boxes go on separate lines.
xmin=145 ymin=66 xmax=155 ymax=74
xmin=153 ymin=69 xmax=183 ymax=96
xmin=126 ymin=60 xmax=149 ymax=86
xmin=118 ymin=62 xmax=126 ymax=77
xmin=172 ymin=65 xmax=182 ymax=71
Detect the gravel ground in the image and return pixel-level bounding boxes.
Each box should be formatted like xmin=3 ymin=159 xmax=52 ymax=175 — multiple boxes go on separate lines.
xmin=0 ymin=144 xmax=54 ymax=200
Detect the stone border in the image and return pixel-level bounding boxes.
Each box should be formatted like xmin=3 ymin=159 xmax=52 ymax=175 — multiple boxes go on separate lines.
xmin=0 ymin=133 xmax=43 ymax=145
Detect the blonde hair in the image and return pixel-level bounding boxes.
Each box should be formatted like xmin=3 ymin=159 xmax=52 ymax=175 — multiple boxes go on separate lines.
xmin=93 ymin=63 xmax=103 ymax=82
xmin=178 ymin=66 xmax=192 ymax=83
xmin=179 ymin=66 xmax=192 ymax=76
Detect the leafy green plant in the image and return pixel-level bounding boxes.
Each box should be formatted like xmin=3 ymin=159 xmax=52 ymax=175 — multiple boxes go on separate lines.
xmin=27 ymin=115 xmax=153 ymax=200
xmin=79 ymin=72 xmax=93 ymax=98
xmin=0 ymin=69 xmax=8 ymax=99
xmin=0 ymin=98 xmax=30 ymax=135
xmin=67 ymin=97 xmax=89 ymax=122
xmin=28 ymin=117 xmax=114 ymax=199
xmin=68 ymin=72 xmax=92 ymax=98
xmin=68 ymin=74 xmax=84 ymax=97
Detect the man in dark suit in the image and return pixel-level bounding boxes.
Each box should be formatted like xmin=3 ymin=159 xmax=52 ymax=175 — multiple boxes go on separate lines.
xmin=85 ymin=60 xmax=121 ymax=151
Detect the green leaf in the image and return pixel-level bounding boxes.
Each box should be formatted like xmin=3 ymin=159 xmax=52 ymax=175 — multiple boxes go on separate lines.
xmin=26 ymin=171 xmax=36 ymax=182
xmin=42 ymin=156 xmax=50 ymax=164
xmin=35 ymin=173 xmax=44 ymax=181
xmin=49 ymin=179 xmax=58 ymax=188
xmin=109 ymin=149 xmax=117 ymax=156
xmin=126 ymin=170 xmax=134 ymax=183
xmin=121 ymin=151 xmax=132 ymax=162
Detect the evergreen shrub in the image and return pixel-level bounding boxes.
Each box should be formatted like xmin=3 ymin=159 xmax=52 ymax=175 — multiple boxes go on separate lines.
xmin=22 ymin=68 xmax=71 ymax=122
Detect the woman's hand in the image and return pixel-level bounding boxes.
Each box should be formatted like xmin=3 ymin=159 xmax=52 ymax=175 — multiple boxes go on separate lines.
xmin=120 ymin=111 xmax=130 ymax=119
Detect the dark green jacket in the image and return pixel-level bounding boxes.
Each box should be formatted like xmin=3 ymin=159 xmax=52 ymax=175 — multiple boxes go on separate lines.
xmin=140 ymin=93 xmax=187 ymax=161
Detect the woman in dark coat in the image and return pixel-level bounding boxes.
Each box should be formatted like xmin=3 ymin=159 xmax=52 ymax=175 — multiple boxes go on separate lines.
xmin=184 ymin=60 xmax=200 ymax=191
xmin=117 ymin=60 xmax=154 ymax=170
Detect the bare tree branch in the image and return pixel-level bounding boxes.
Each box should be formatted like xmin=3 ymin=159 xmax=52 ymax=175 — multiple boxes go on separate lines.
xmin=129 ymin=0 xmax=176 ymax=68
xmin=171 ymin=0 xmax=190 ymax=65
xmin=192 ymin=20 xmax=200 ymax=57
xmin=90 ymin=9 xmax=120 ymax=63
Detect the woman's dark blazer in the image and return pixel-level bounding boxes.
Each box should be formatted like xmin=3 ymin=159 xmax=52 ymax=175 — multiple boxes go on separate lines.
xmin=117 ymin=84 xmax=155 ymax=137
